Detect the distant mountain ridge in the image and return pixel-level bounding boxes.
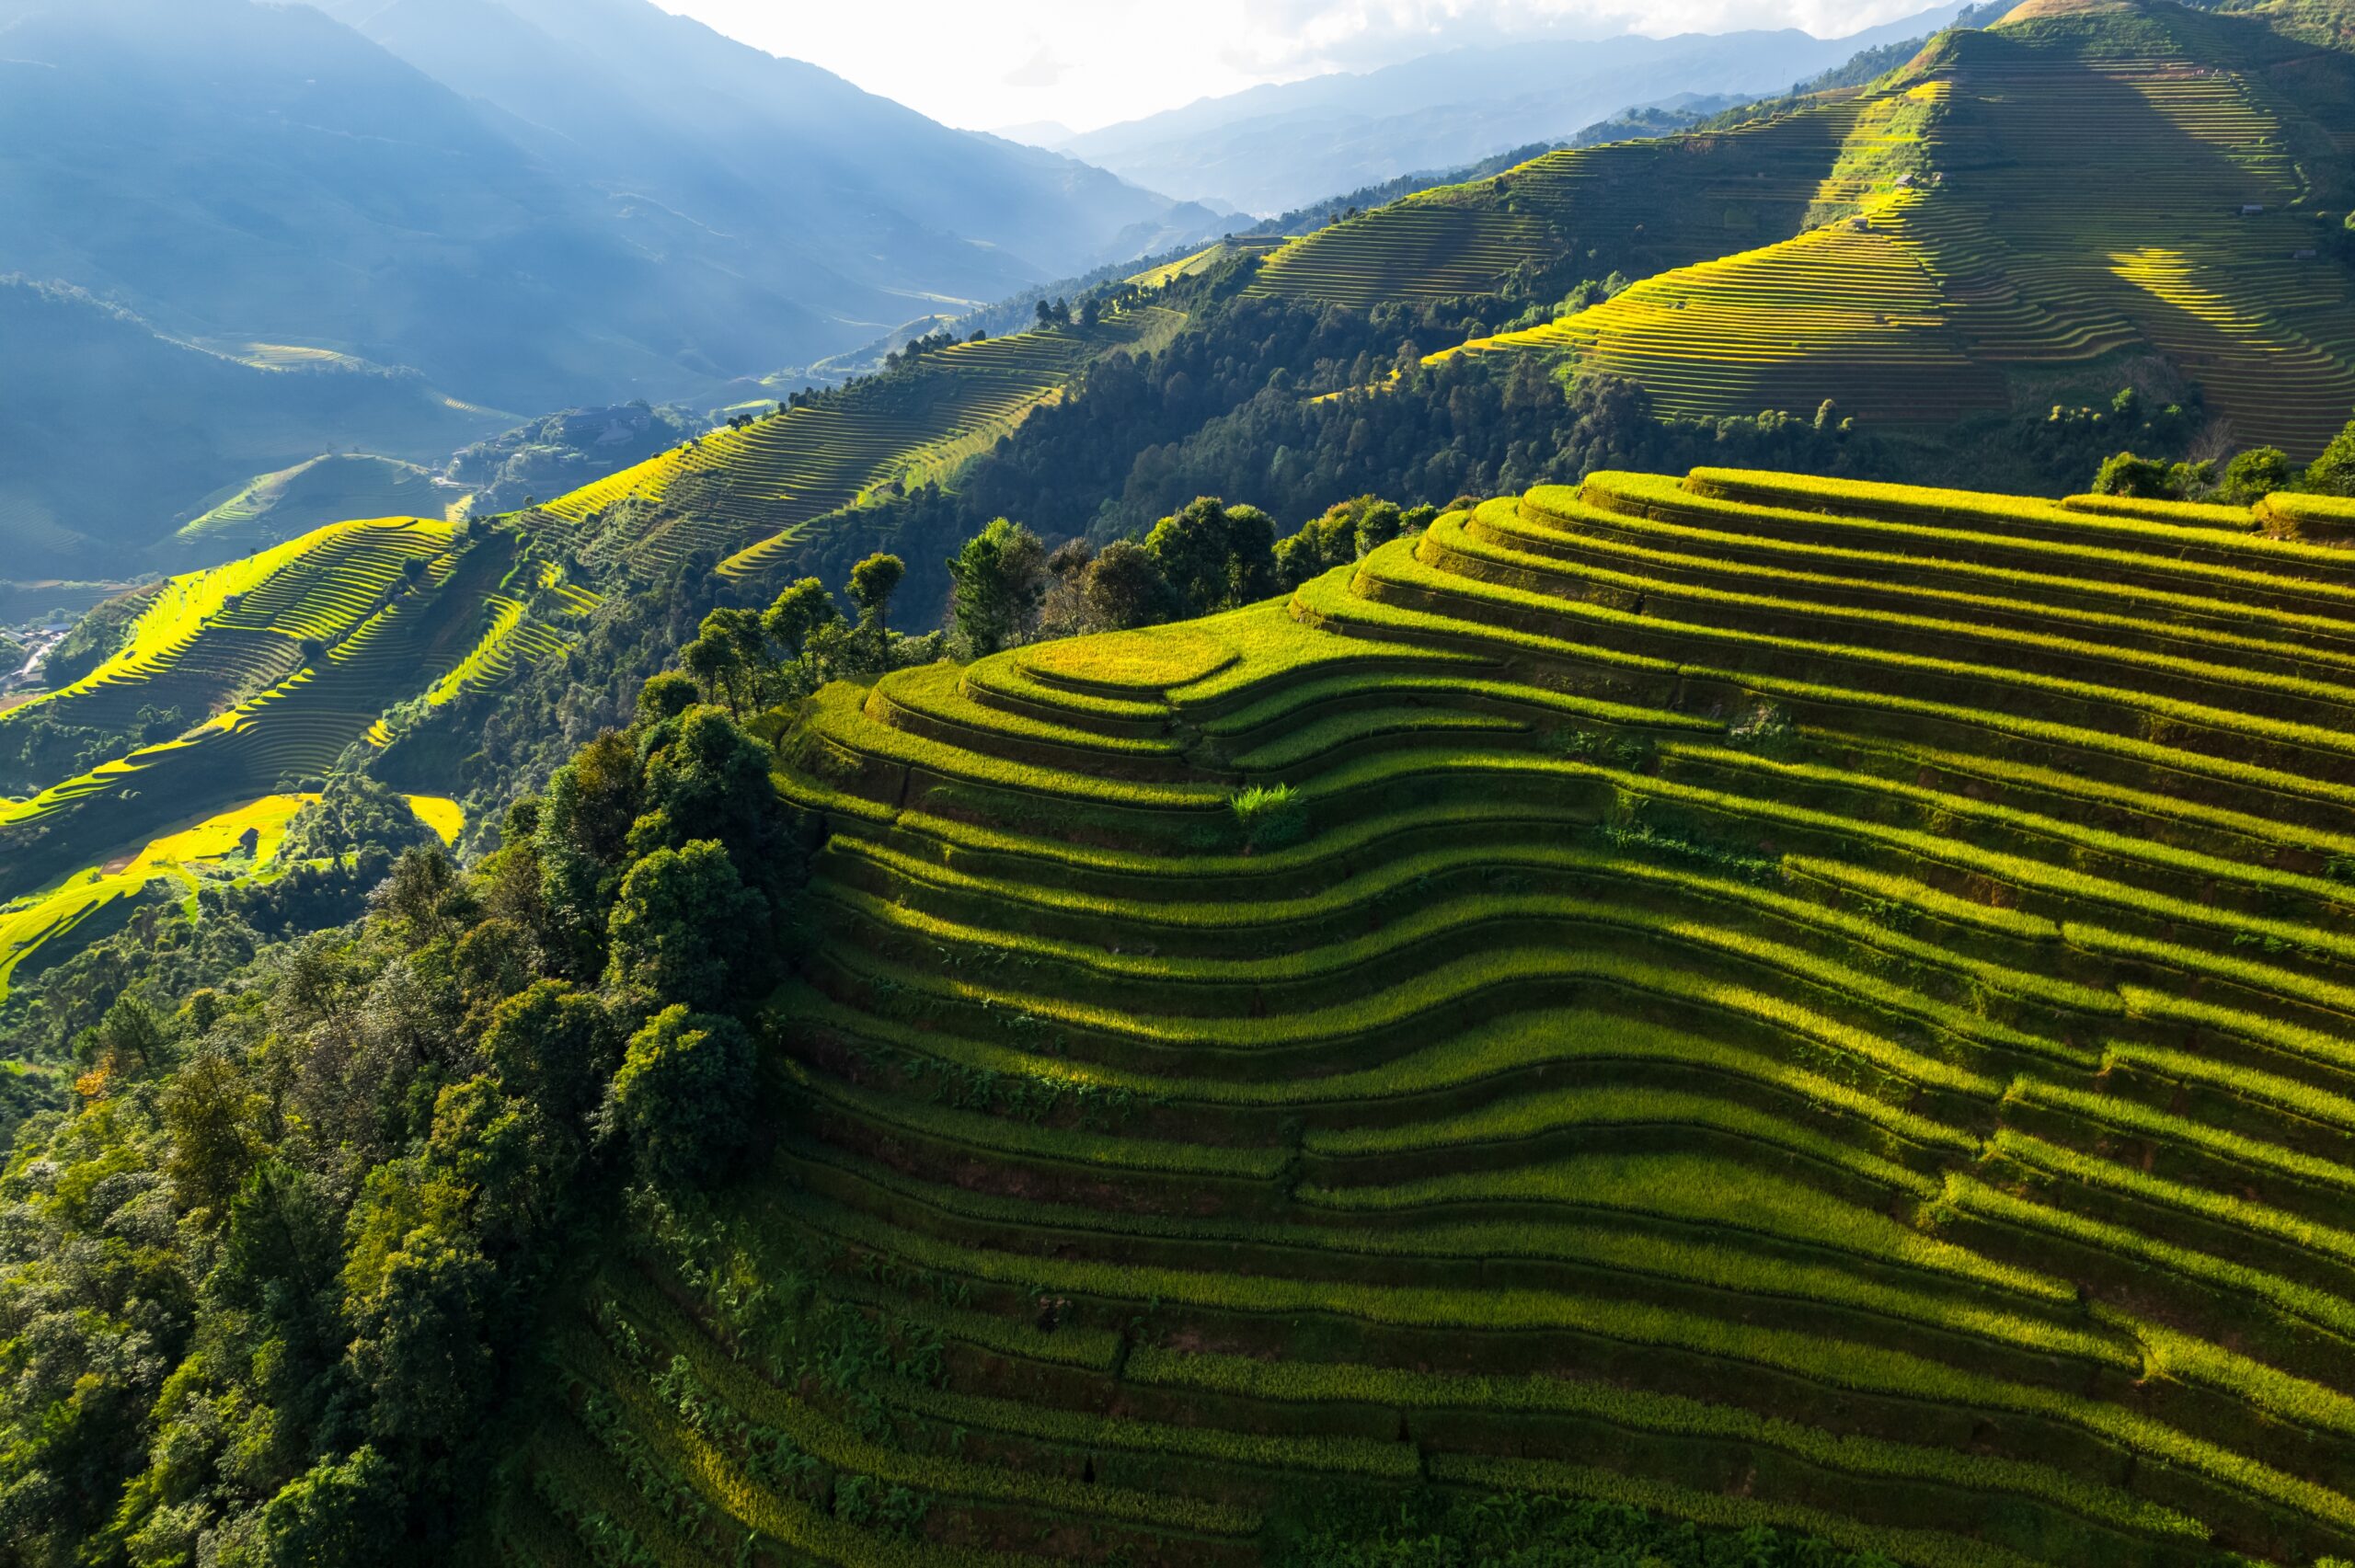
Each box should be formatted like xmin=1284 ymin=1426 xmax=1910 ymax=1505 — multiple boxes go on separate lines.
xmin=1053 ymin=4 xmax=1974 ymax=215
xmin=0 ymin=278 xmax=498 ymax=579
xmin=0 ymin=0 xmax=1231 ymax=575
xmin=0 ymin=0 xmax=1222 ymax=412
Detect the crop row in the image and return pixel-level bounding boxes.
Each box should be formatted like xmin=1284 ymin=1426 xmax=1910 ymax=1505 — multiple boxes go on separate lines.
xmin=786 ymin=1195 xmax=2355 ymax=1534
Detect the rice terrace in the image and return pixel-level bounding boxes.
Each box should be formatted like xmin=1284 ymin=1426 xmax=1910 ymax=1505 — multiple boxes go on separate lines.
xmin=9 ymin=0 xmax=2355 ymax=1565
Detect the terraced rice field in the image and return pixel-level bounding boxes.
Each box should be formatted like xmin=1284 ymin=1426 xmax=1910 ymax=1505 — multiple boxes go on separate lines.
xmin=0 ymin=789 xmax=463 ymax=998
xmin=1246 ymin=100 xmax=1875 ymax=312
xmin=1288 ymin=0 xmax=2355 ymax=451
xmin=540 ymin=307 xmax=1184 ymax=578
xmin=0 ymin=521 xmax=571 ymax=900
xmin=6 ymin=517 xmax=453 ymax=738
xmin=523 ymin=464 xmax=2355 ymax=1565
xmin=1916 ymin=0 xmax=2355 ymax=450
xmin=1129 ymin=239 xmax=1285 ymax=291
xmin=1447 ymin=190 xmax=2012 ymax=421
xmin=0 ymin=793 xmax=312 ymax=1000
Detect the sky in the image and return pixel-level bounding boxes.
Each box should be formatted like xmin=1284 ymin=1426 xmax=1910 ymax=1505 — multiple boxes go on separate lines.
xmin=654 ymin=0 xmax=1931 ymax=135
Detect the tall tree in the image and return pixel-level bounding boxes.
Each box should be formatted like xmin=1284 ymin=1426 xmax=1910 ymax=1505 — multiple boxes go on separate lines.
xmin=1143 ymin=498 xmax=1277 ymax=615
xmin=947 ymin=518 xmax=1047 ymax=657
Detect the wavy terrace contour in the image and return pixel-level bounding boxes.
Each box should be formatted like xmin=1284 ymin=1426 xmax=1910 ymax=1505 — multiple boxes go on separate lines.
xmin=514 ymin=464 xmax=2355 ymax=1567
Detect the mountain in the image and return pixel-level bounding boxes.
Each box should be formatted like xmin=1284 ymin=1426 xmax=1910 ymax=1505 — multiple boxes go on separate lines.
xmin=0 ymin=0 xmax=1223 ymax=411
xmin=0 ymin=0 xmax=1226 ymax=573
xmin=0 ymin=279 xmax=498 ymax=579
xmin=310 ymin=0 xmax=1233 ymax=316
xmin=1248 ymin=0 xmax=2355 ymax=455
xmin=994 ymin=119 xmax=1081 ymax=148
xmin=1057 ymin=4 xmax=1973 ymax=214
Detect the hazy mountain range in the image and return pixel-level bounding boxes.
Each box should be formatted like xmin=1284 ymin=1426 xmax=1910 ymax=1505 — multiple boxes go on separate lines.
xmin=0 ymin=0 xmax=1227 ymax=412
xmin=0 ymin=0 xmax=1235 ymax=576
xmin=1036 ymin=4 xmax=1973 ymax=214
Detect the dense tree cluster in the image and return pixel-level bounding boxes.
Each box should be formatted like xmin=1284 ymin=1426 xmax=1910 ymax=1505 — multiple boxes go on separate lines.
xmin=907 ymin=293 xmax=1483 ymax=544
xmin=0 ymin=701 xmax=190 ymax=795
xmin=674 ymin=550 xmax=939 ymax=711
xmin=799 ymin=302 xmax=1878 ymax=622
xmin=0 ymin=692 xmax=801 ymax=1566
xmin=716 ymin=266 xmax=2219 ymax=665
xmin=2094 ymin=403 xmax=2355 ymax=502
xmin=27 ymin=586 xmax=155 ymax=691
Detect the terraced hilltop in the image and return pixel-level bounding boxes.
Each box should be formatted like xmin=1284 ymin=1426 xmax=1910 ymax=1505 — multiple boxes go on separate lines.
xmin=1248 ymin=96 xmax=1882 ymax=312
xmin=1264 ymin=0 xmax=2355 ymax=453
xmin=512 ymin=464 xmax=2355 ymax=1566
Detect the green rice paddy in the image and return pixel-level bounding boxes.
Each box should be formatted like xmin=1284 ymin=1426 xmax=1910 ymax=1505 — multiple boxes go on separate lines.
xmin=1265 ymin=0 xmax=2355 ymax=454
xmin=511 ymin=461 xmax=2355 ymax=1566
xmin=0 ymin=518 xmax=571 ymax=900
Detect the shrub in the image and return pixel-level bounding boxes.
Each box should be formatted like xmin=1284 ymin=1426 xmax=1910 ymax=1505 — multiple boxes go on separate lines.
xmin=2090 ymin=451 xmax=2187 ymax=499
xmin=2306 ymin=414 xmax=2355 ymax=496
xmin=2217 ymin=446 xmax=2294 ymax=504
xmin=1230 ymin=783 xmax=1310 ymax=849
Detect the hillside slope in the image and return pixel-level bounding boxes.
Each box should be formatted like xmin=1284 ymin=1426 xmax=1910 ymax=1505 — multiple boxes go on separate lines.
xmin=539 ymin=303 xmax=1189 ymax=578
xmin=0 ymin=517 xmax=591 ymax=900
xmin=173 ymin=454 xmax=449 ymax=560
xmin=1247 ymin=97 xmax=1880 ymax=311
xmin=0 ymin=300 xmax=1184 ymax=919
xmin=1251 ymin=0 xmax=2355 ymax=454
xmin=0 ymin=280 xmax=499 ymax=578
xmin=510 ymin=464 xmax=2355 ymax=1565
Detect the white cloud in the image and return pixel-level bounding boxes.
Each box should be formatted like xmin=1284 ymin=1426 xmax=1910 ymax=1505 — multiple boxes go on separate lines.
xmin=1001 ymin=41 xmax=1068 ymax=90
xmin=656 ymin=0 xmax=1936 ymax=132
